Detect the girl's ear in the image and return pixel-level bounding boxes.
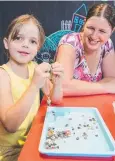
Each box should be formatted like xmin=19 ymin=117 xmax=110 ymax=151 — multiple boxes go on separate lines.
xmin=3 ymin=38 xmax=9 ymax=50
xmin=37 ymin=41 xmax=41 ymax=52
xmin=37 ymin=44 xmax=40 ymax=51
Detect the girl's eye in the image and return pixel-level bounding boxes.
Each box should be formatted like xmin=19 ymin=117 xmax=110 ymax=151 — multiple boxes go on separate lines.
xmin=31 ymin=40 xmax=37 ymax=44
xmin=15 ymin=36 xmax=22 ymax=40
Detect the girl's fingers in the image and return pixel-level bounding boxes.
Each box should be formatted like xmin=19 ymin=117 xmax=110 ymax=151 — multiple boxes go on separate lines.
xmin=52 ymin=72 xmax=64 ymax=78
xmin=51 ymin=62 xmax=64 ymax=78
xmin=51 ymin=66 xmax=64 ymax=72
xmin=51 ymin=62 xmax=62 ymax=69
xmin=43 ymin=72 xmax=51 ymax=78
xmin=38 ymin=62 xmax=51 ymax=73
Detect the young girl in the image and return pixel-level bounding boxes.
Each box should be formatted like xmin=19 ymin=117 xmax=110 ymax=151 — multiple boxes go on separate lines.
xmin=0 ymin=14 xmax=64 ymax=161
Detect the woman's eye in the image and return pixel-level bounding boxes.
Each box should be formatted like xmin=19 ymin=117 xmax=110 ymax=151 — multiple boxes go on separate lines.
xmin=87 ymin=26 xmax=95 ymax=30
xmin=99 ymin=30 xmax=106 ymax=33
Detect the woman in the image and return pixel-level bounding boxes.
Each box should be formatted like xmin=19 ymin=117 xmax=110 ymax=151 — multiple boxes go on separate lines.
xmin=56 ymin=3 xmax=115 ymax=96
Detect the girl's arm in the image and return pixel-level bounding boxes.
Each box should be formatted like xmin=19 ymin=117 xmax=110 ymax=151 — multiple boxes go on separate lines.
xmin=0 ymin=63 xmax=50 ymax=133
xmin=0 ymin=69 xmax=38 ymax=133
xmin=42 ymin=62 xmax=63 ymax=104
xmin=42 ymin=79 xmax=63 ymax=104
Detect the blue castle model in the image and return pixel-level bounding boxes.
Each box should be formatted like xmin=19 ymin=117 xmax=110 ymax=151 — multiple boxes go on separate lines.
xmin=71 ymin=3 xmax=87 ymax=32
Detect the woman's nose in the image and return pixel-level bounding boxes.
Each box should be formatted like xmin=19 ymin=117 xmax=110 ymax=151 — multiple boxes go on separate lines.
xmin=90 ymin=31 xmax=98 ymax=40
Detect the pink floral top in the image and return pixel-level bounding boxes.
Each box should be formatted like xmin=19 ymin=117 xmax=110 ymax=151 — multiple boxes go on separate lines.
xmin=58 ymin=32 xmax=114 ymax=82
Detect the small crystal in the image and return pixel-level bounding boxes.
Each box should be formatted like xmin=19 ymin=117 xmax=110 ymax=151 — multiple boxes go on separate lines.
xmin=47 ymin=96 xmax=51 ymax=106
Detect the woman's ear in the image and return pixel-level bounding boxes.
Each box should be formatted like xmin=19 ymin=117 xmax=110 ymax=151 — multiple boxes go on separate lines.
xmin=84 ymin=17 xmax=86 ymax=22
xmin=81 ymin=18 xmax=86 ymax=32
xmin=111 ymin=27 xmax=115 ymax=35
xmin=3 ymin=38 xmax=9 ymax=50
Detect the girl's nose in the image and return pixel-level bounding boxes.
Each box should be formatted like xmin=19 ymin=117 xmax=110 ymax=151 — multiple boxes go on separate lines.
xmin=22 ymin=40 xmax=29 ymax=48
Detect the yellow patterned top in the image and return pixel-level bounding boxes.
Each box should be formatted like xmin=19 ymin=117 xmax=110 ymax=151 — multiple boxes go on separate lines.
xmin=0 ymin=61 xmax=40 ymax=161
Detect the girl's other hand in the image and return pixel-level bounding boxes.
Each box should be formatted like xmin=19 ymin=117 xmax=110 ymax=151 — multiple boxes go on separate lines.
xmin=32 ymin=62 xmax=51 ymax=89
xmin=51 ymin=62 xmax=64 ymax=85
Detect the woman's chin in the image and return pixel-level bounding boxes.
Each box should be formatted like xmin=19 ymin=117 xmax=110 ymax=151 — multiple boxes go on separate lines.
xmin=86 ymin=42 xmax=100 ymax=51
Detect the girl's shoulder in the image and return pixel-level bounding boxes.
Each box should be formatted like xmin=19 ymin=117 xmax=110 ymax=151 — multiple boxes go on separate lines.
xmin=28 ymin=61 xmax=37 ymax=69
xmin=0 ymin=66 xmax=10 ymax=85
xmin=0 ymin=64 xmax=9 ymax=76
xmin=28 ymin=60 xmax=37 ymax=66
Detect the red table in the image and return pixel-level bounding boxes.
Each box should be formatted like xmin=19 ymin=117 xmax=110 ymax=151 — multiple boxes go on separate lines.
xmin=18 ymin=94 xmax=115 ymax=161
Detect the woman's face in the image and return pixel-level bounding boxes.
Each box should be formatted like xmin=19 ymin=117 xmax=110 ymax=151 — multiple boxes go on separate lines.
xmin=82 ymin=16 xmax=112 ymax=52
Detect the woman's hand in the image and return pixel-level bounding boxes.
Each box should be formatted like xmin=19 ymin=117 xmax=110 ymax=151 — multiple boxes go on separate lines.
xmin=51 ymin=62 xmax=64 ymax=86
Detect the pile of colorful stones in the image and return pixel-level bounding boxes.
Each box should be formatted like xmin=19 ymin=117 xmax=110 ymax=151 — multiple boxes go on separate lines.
xmin=45 ymin=127 xmax=71 ymax=149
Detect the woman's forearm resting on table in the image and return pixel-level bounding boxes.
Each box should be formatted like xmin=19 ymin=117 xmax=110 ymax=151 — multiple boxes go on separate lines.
xmin=63 ymin=77 xmax=115 ymax=96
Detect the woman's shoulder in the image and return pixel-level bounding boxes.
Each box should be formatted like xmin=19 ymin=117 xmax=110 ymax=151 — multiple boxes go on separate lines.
xmin=102 ymin=38 xmax=114 ymax=58
xmin=58 ymin=32 xmax=81 ymax=48
xmin=103 ymin=38 xmax=114 ymax=51
xmin=60 ymin=32 xmax=80 ymax=41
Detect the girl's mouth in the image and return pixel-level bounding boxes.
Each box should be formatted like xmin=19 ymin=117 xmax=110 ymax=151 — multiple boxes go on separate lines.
xmin=18 ymin=51 xmax=29 ymax=56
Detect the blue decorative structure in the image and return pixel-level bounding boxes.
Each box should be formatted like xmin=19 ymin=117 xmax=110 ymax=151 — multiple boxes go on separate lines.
xmin=35 ymin=30 xmax=73 ymax=63
xmin=35 ymin=4 xmax=88 ymax=64
xmin=71 ymin=3 xmax=87 ymax=32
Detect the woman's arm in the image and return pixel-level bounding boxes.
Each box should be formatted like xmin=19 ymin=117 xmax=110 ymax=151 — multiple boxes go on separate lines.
xmin=98 ymin=49 xmax=115 ymax=93
xmin=56 ymin=45 xmax=115 ymax=96
xmin=102 ymin=49 xmax=115 ymax=78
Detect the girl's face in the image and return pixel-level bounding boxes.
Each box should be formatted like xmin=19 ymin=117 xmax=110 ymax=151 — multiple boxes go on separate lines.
xmin=82 ymin=16 xmax=112 ymax=52
xmin=4 ymin=21 xmax=40 ymax=64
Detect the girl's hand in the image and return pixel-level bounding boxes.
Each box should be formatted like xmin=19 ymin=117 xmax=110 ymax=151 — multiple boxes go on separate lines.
xmin=51 ymin=62 xmax=64 ymax=85
xmin=32 ymin=62 xmax=51 ymax=89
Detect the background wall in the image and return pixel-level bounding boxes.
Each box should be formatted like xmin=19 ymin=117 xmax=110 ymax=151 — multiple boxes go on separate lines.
xmin=0 ymin=1 xmax=114 ymax=65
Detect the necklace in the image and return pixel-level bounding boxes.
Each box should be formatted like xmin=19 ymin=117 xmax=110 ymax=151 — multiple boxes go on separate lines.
xmin=45 ymin=78 xmax=52 ymax=106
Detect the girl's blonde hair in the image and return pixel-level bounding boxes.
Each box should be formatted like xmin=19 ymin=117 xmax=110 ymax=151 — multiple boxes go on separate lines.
xmin=5 ymin=14 xmax=45 ymax=49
